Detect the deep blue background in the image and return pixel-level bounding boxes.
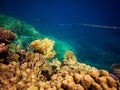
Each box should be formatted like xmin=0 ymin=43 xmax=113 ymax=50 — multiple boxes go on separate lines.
xmin=0 ymin=0 xmax=120 ymax=71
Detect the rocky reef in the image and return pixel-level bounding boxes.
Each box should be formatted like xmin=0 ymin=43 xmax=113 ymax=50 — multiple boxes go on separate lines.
xmin=0 ymin=27 xmax=120 ymax=90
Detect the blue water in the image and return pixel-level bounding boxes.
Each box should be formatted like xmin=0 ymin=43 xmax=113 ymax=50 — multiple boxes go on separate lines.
xmin=0 ymin=0 xmax=120 ymax=71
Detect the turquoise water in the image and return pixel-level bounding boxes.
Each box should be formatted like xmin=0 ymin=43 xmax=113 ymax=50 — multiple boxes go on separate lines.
xmin=0 ymin=0 xmax=120 ymax=71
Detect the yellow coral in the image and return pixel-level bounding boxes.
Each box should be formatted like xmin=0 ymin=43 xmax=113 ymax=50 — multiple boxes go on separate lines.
xmin=29 ymin=38 xmax=56 ymax=59
xmin=62 ymin=50 xmax=97 ymax=73
xmin=64 ymin=50 xmax=77 ymax=61
xmin=63 ymin=50 xmax=77 ymax=64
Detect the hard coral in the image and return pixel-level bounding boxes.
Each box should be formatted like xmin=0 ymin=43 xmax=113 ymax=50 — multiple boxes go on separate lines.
xmin=0 ymin=28 xmax=16 ymax=44
xmin=64 ymin=50 xmax=77 ymax=62
xmin=0 ymin=28 xmax=16 ymax=64
xmin=111 ymin=64 xmax=120 ymax=81
xmin=29 ymin=38 xmax=56 ymax=59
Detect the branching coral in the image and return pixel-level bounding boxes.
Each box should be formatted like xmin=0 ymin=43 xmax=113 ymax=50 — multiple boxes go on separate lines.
xmin=29 ymin=38 xmax=56 ymax=59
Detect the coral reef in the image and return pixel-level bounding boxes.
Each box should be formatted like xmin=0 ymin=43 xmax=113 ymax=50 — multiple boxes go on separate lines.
xmin=29 ymin=38 xmax=56 ymax=59
xmin=0 ymin=13 xmax=75 ymax=60
xmin=0 ymin=49 xmax=120 ymax=90
xmin=0 ymin=49 xmax=53 ymax=90
xmin=0 ymin=15 xmax=120 ymax=90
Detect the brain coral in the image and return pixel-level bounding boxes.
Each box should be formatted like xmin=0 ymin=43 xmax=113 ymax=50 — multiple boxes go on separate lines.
xmin=29 ymin=38 xmax=56 ymax=59
xmin=0 ymin=28 xmax=16 ymax=44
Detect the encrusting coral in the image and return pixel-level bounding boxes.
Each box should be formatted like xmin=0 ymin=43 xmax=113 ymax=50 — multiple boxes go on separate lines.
xmin=29 ymin=38 xmax=56 ymax=59
xmin=0 ymin=28 xmax=120 ymax=90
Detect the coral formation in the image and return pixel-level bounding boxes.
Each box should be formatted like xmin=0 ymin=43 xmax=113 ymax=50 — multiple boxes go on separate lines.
xmin=0 ymin=28 xmax=16 ymax=44
xmin=62 ymin=50 xmax=97 ymax=73
xmin=111 ymin=64 xmax=120 ymax=81
xmin=29 ymin=38 xmax=56 ymax=59
xmin=0 ymin=43 xmax=8 ymax=54
xmin=0 ymin=27 xmax=16 ymax=64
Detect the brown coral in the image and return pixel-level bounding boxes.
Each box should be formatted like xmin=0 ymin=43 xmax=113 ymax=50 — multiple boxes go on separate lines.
xmin=0 ymin=28 xmax=16 ymax=64
xmin=0 ymin=28 xmax=16 ymax=44
xmin=0 ymin=43 xmax=8 ymax=54
xmin=111 ymin=64 xmax=120 ymax=81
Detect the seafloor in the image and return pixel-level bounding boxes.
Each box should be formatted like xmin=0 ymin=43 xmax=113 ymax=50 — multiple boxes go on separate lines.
xmin=0 ymin=14 xmax=120 ymax=90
